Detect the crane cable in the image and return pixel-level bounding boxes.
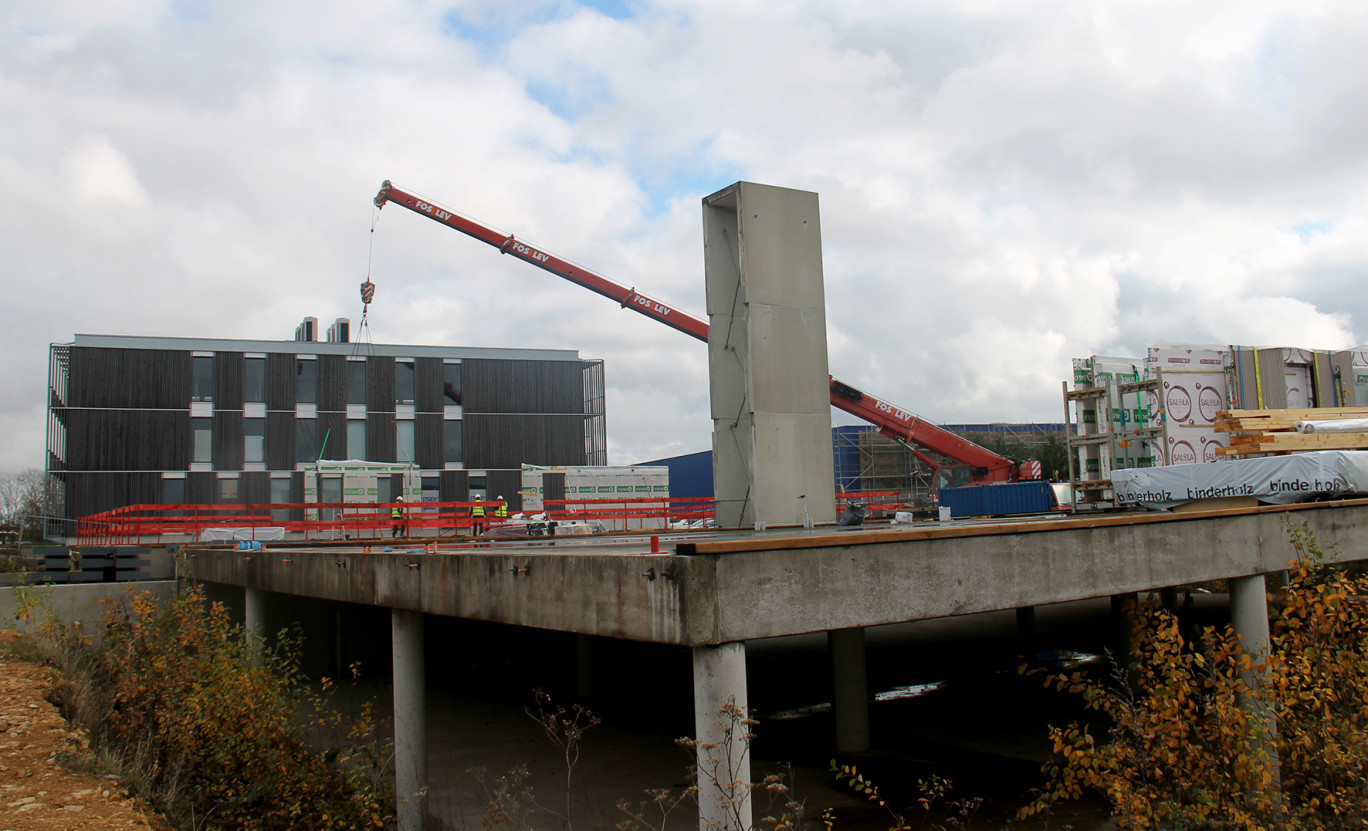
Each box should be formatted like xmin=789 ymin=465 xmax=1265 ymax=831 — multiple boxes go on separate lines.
xmin=354 ymin=206 xmax=380 ymax=360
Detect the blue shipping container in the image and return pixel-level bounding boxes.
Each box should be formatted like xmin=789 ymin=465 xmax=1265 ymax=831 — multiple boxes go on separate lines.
xmin=938 ymin=481 xmax=1057 ymax=518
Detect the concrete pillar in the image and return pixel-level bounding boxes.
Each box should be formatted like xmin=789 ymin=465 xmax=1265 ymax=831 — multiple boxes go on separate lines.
xmin=1015 ymin=606 xmax=1036 ymax=642
xmin=702 ymin=182 xmax=837 ymax=529
xmin=1230 ymin=575 xmax=1271 ymax=684
xmin=392 ymin=609 xmax=427 ymax=831
xmin=1111 ymin=592 xmax=1138 ymax=670
xmin=828 ymin=627 xmax=870 ymax=754
xmin=576 ymin=633 xmax=596 ymax=699
xmin=1230 ymin=575 xmax=1277 ymax=746
xmin=692 ymin=642 xmax=751 ymax=831
xmin=244 ymin=586 xmax=266 ymax=644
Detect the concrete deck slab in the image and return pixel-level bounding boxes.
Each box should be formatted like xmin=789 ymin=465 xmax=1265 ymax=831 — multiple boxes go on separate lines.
xmin=183 ymin=498 xmax=1368 ymax=646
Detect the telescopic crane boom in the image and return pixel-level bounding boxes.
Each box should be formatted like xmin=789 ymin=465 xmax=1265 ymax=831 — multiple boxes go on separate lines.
xmin=374 ymin=181 xmax=1037 ymax=484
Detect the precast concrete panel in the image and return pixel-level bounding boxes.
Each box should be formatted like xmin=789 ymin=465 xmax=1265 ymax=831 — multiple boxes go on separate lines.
xmin=751 ymin=412 xmax=839 ymax=526
xmin=747 ymin=305 xmax=832 ymax=413
xmin=703 ymin=182 xmax=836 ymax=528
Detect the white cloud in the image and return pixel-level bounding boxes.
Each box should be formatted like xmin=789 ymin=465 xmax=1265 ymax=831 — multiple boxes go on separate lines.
xmin=2 ymin=0 xmax=1367 ymax=479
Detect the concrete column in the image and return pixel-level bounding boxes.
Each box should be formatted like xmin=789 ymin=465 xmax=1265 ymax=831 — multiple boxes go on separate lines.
xmin=692 ymin=642 xmax=751 ymax=831
xmin=1230 ymin=574 xmax=1277 ymax=740
xmin=702 ymin=182 xmax=837 ymax=529
xmin=244 ymin=586 xmax=266 ymax=644
xmin=828 ymin=627 xmax=870 ymax=754
xmin=392 ymin=609 xmax=427 ymax=831
xmin=1230 ymin=575 xmax=1271 ymax=684
xmin=1111 ymin=592 xmax=1138 ymax=671
xmin=576 ymin=633 xmax=596 ymax=699
xmin=1015 ymin=606 xmax=1036 ymax=642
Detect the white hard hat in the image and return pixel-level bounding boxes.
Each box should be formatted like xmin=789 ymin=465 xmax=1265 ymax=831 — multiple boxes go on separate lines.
xmin=396 ymin=495 xmax=403 ymax=501
xmin=497 ymin=495 xmax=504 ymax=500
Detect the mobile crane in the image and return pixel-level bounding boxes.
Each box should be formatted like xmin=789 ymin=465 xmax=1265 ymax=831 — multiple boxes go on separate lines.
xmin=373 ymin=181 xmax=1041 ymax=486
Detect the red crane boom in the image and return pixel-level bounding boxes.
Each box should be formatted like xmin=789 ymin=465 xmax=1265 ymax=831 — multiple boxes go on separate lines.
xmin=374 ymin=181 xmax=1035 ymax=484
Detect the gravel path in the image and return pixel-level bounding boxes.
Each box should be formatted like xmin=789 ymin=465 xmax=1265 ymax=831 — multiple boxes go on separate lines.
xmin=0 ymin=631 xmax=172 ymax=831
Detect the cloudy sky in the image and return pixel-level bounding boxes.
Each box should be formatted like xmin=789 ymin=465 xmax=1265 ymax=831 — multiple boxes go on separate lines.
xmin=2 ymin=1 xmax=1366 ymax=475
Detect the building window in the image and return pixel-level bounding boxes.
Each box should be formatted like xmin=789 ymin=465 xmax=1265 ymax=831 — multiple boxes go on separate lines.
xmin=396 ymin=360 xmax=415 ymax=405
xmin=347 ymin=360 xmax=366 ymax=406
xmin=219 ymin=477 xmax=239 ymax=502
xmin=270 ymin=476 xmax=291 ymax=521
xmin=163 ymin=477 xmax=185 ymax=506
xmin=296 ymin=358 xmax=317 ymax=404
xmin=442 ymin=362 xmax=461 ymax=406
xmin=348 ymin=419 xmax=367 ymax=461
xmin=192 ymin=356 xmax=213 ymax=403
xmin=443 ymin=420 xmax=462 ymax=464
xmin=245 ymin=418 xmax=265 ymax=464
xmin=193 ymin=418 xmax=212 ymax=464
xmin=320 ymin=475 xmax=342 ymax=514
xmin=245 ymin=357 xmax=265 ymax=403
xmin=396 ymin=420 xmax=415 ymax=465
xmin=296 ymin=418 xmax=316 ymax=463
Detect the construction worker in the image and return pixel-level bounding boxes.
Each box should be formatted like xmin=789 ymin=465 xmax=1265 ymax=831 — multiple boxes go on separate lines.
xmin=495 ymin=495 xmax=508 ymax=520
xmin=471 ymin=494 xmax=485 ymax=535
xmin=391 ymin=495 xmax=405 ymax=538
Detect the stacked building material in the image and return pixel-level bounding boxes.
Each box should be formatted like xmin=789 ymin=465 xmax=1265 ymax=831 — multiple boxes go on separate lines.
xmin=1146 ymin=346 xmax=1232 ymax=463
xmin=1065 ymin=343 xmax=1368 ymax=508
xmin=1215 ymin=408 xmax=1368 ymax=457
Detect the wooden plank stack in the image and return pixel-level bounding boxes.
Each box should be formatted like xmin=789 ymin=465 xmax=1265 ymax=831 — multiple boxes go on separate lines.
xmin=1215 ymin=407 xmax=1368 ymax=456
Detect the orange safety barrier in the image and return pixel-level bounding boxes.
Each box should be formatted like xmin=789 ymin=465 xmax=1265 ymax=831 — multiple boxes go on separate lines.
xmin=76 ymin=500 xmax=510 ymax=546
xmin=543 ymin=496 xmax=715 ymax=532
xmin=75 ymin=491 xmax=906 ymax=545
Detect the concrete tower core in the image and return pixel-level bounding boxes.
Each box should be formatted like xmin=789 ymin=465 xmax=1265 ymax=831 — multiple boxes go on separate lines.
xmin=703 ymin=182 xmax=837 ymax=529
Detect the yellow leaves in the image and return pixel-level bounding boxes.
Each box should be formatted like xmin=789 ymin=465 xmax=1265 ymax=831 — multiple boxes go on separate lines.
xmin=1025 ymin=523 xmax=1368 ymax=828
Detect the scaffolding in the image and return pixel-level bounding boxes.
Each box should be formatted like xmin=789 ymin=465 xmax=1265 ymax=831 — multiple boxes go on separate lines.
xmin=832 ymin=424 xmax=1065 ymax=508
xmin=1063 ymin=359 xmax=1163 ymax=507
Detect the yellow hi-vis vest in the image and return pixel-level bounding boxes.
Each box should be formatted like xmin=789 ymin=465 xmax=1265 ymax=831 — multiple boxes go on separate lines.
xmin=472 ymin=500 xmax=485 ymax=518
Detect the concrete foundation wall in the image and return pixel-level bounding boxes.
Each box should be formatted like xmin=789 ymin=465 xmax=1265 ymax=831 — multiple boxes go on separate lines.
xmin=1 ymin=580 xmax=178 ymax=634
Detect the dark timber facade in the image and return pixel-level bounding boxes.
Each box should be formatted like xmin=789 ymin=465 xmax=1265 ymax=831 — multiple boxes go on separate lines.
xmin=46 ymin=334 xmax=607 ymax=537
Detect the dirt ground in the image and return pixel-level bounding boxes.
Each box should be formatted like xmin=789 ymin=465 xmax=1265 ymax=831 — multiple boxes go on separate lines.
xmin=0 ymin=631 xmax=173 ymax=831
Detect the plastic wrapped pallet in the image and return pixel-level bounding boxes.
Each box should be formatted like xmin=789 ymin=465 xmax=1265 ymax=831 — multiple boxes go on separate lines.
xmin=1146 ymin=345 xmax=1231 ymax=464
xmin=1113 ymin=450 xmax=1368 ymax=510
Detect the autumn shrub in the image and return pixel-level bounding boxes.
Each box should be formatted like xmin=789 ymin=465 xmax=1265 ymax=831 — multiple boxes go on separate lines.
xmin=42 ymin=586 xmax=391 ymax=831
xmin=1022 ymin=520 xmax=1368 ymax=829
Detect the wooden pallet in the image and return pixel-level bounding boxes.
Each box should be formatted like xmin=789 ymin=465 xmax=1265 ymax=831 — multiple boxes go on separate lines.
xmin=1214 ymin=407 xmax=1368 ymax=457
